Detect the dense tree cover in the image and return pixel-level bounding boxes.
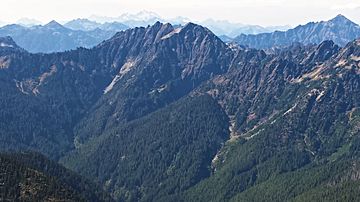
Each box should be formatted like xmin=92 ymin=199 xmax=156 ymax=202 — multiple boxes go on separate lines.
xmin=231 ymin=158 xmax=360 ymax=202
xmin=0 ymin=152 xmax=113 ymax=201
xmin=62 ymin=95 xmax=229 ymax=201
xmin=183 ymin=69 xmax=360 ymax=201
xmin=1 ymin=23 xmax=360 ymax=202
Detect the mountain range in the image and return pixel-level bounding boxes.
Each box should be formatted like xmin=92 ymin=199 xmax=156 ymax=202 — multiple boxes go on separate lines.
xmin=0 ymin=17 xmax=360 ymax=201
xmin=64 ymin=19 xmax=129 ymax=31
xmin=0 ymin=20 xmax=124 ymax=53
xmin=0 ymin=10 xmax=293 ymax=52
xmin=234 ymin=14 xmax=360 ymax=49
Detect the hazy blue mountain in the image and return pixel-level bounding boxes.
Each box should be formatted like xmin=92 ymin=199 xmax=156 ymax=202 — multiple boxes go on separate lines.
xmin=234 ymin=14 xmax=360 ymax=49
xmin=64 ymin=18 xmax=103 ymax=31
xmin=99 ymin=22 xmax=129 ymax=31
xmin=89 ymin=10 xmax=163 ymax=27
xmin=200 ymin=18 xmax=291 ymax=37
xmin=88 ymin=10 xmax=291 ymax=37
xmin=0 ymin=20 xmax=116 ymax=53
xmin=16 ymin=17 xmax=42 ymax=27
xmin=64 ymin=18 xmax=129 ymax=32
xmin=219 ymin=35 xmax=234 ymax=43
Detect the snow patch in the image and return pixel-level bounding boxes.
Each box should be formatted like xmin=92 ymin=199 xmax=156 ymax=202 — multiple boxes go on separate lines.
xmin=0 ymin=43 xmax=13 ymax=48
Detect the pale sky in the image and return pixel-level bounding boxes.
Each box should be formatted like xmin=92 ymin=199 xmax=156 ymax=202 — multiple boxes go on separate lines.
xmin=1 ymin=0 xmax=360 ymax=26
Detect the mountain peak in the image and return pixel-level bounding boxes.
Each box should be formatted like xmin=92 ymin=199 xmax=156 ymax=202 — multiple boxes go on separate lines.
xmin=181 ymin=22 xmax=213 ymax=35
xmin=329 ymin=14 xmax=355 ymax=24
xmin=44 ymin=20 xmax=64 ymax=29
xmin=182 ymin=22 xmax=203 ymax=31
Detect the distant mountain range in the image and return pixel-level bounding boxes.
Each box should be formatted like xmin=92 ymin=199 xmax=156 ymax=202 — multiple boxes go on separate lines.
xmin=89 ymin=10 xmax=291 ymax=37
xmin=64 ymin=18 xmax=129 ymax=31
xmin=16 ymin=18 xmax=43 ymax=27
xmin=200 ymin=19 xmax=291 ymax=37
xmin=234 ymin=14 xmax=360 ymax=49
xmin=0 ymin=13 xmax=359 ymax=54
xmin=0 ymin=20 xmax=121 ymax=53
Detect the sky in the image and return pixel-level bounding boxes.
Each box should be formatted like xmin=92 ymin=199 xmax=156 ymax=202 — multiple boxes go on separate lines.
xmin=1 ymin=0 xmax=360 ymax=26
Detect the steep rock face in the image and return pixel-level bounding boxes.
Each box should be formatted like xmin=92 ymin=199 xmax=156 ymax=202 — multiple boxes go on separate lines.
xmin=234 ymin=15 xmax=360 ymax=49
xmin=74 ymin=22 xmax=233 ymax=143
xmin=183 ymin=39 xmax=360 ymax=202
xmin=0 ymin=44 xmax=111 ymax=158
xmin=195 ymin=41 xmax=341 ymax=135
xmin=0 ymin=22 xmax=232 ymax=157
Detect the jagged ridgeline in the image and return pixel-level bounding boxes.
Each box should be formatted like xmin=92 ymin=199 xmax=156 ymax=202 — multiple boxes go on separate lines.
xmin=0 ymin=21 xmax=128 ymax=53
xmin=0 ymin=19 xmax=359 ymax=202
xmin=234 ymin=14 xmax=360 ymax=49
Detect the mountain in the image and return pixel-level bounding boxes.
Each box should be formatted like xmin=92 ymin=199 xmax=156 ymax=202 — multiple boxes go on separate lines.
xmin=0 ymin=20 xmax=360 ymax=202
xmin=0 ymin=22 xmax=231 ymax=159
xmin=234 ymin=15 xmax=360 ymax=49
xmin=0 ymin=152 xmax=113 ymax=201
xmin=64 ymin=18 xmax=103 ymax=31
xmin=62 ymin=95 xmax=229 ymax=201
xmin=0 ymin=22 xmax=232 ymax=200
xmin=64 ymin=18 xmax=129 ymax=32
xmin=200 ymin=19 xmax=291 ymax=37
xmin=61 ymin=35 xmax=360 ymax=201
xmin=0 ymin=21 xmax=116 ymax=53
xmin=89 ymin=11 xmax=290 ymax=37
xmin=16 ymin=18 xmax=42 ymax=27
xmin=219 ymin=35 xmax=234 ymax=43
xmin=90 ymin=11 xmax=163 ymax=27
xmin=100 ymin=22 xmax=129 ymax=31
xmin=183 ymin=39 xmax=360 ymax=201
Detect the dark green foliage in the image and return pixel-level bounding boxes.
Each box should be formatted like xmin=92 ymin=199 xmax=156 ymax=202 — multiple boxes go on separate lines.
xmin=231 ymin=159 xmax=360 ymax=202
xmin=0 ymin=152 xmax=113 ymax=202
xmin=183 ymin=70 xmax=360 ymax=201
xmin=1 ymin=23 xmax=360 ymax=202
xmin=62 ymin=95 xmax=229 ymax=201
